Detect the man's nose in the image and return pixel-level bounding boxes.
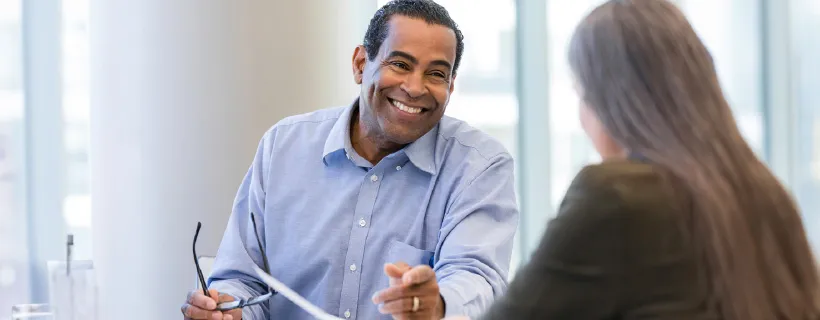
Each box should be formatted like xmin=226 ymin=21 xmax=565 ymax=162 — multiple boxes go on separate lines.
xmin=401 ymin=74 xmax=427 ymax=98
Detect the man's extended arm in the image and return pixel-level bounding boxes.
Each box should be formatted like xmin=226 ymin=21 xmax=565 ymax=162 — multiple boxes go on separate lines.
xmin=435 ymin=153 xmax=520 ymax=318
xmin=207 ymin=128 xmax=276 ymax=320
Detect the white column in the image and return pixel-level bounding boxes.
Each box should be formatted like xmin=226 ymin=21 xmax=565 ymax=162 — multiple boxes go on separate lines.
xmin=89 ymin=0 xmax=374 ymax=319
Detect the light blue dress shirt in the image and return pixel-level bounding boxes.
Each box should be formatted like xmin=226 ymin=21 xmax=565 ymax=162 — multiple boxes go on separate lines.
xmin=208 ymin=101 xmax=519 ymax=319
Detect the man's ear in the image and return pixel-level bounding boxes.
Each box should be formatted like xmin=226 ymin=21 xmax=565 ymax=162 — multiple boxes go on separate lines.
xmin=352 ymin=45 xmax=367 ymax=85
xmin=448 ymin=73 xmax=457 ymax=94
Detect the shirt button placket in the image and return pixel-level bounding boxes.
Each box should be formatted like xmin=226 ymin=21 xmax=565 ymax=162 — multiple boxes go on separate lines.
xmin=339 ymin=168 xmax=382 ymax=319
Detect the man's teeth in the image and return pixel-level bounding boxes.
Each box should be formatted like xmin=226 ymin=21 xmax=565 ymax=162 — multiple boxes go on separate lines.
xmin=393 ymin=100 xmax=422 ymax=114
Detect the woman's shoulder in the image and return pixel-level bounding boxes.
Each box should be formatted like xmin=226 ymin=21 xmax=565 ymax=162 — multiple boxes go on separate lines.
xmin=566 ymin=159 xmax=690 ymax=220
xmin=557 ymin=159 xmax=697 ymax=270
xmin=574 ymin=159 xmax=665 ymax=186
xmin=574 ymin=159 xmax=680 ymax=193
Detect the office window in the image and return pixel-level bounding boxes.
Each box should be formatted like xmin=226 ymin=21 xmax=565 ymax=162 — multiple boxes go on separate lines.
xmin=791 ymin=0 xmax=820 ymax=252
xmin=62 ymin=0 xmax=92 ymax=260
xmin=0 ymin=0 xmax=29 ymax=315
xmin=545 ymin=0 xmax=763 ymax=210
xmin=0 ymin=0 xmax=92 ymax=312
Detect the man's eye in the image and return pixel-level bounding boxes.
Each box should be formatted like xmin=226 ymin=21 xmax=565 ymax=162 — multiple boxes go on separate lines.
xmin=431 ymin=72 xmax=446 ymax=78
xmin=391 ymin=61 xmax=410 ymax=70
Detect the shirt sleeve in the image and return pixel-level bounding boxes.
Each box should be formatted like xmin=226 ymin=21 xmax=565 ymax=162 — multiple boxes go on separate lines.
xmin=207 ymin=128 xmax=275 ymax=320
xmin=477 ymin=166 xmax=626 ymax=320
xmin=435 ymin=153 xmax=520 ymax=318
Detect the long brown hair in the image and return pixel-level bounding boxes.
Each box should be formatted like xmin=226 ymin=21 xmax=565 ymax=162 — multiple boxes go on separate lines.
xmin=568 ymin=0 xmax=820 ymax=318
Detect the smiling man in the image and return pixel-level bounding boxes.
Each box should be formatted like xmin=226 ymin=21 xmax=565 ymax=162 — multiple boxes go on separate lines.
xmin=180 ymin=1 xmax=519 ymax=319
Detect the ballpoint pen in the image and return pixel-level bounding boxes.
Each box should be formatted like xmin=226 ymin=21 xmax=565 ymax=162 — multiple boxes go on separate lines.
xmin=66 ymin=234 xmax=74 ymax=276
xmin=66 ymin=234 xmax=76 ymax=320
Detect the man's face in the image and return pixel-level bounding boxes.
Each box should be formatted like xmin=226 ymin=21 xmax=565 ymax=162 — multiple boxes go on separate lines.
xmin=353 ymin=15 xmax=457 ymax=146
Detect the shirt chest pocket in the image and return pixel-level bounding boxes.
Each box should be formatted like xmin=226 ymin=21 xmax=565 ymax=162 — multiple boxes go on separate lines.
xmin=387 ymin=240 xmax=435 ymax=268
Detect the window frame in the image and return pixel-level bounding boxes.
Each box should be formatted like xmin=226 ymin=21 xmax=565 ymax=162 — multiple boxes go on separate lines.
xmin=21 ymin=0 xmax=67 ymax=304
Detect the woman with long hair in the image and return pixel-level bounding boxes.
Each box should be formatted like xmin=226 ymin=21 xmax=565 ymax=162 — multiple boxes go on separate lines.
xmin=469 ymin=0 xmax=820 ymax=319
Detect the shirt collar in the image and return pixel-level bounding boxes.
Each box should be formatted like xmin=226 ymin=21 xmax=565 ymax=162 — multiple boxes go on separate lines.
xmin=322 ymin=101 xmax=355 ymax=163
xmin=322 ymin=98 xmax=439 ymax=175
xmin=404 ymin=125 xmax=438 ymax=175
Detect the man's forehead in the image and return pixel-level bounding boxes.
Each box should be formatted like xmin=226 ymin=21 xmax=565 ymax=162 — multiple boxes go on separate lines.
xmin=380 ymin=15 xmax=457 ymax=61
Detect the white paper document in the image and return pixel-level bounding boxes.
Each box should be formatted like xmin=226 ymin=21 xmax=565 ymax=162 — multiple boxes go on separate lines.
xmin=253 ymin=266 xmax=344 ymax=320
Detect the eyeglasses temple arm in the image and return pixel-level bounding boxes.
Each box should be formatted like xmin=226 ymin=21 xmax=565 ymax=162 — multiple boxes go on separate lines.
xmin=250 ymin=213 xmax=272 ymax=275
xmin=194 ymin=222 xmax=212 ymax=298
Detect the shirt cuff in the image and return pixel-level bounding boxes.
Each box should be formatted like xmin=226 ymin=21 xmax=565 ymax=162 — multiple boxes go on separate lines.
xmin=208 ymin=280 xmax=248 ymax=299
xmin=439 ymin=284 xmax=468 ymax=318
xmin=208 ymin=280 xmax=267 ymax=320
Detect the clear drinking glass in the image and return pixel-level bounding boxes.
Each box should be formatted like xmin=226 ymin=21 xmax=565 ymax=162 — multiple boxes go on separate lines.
xmin=47 ymin=260 xmax=97 ymax=320
xmin=10 ymin=304 xmax=54 ymax=320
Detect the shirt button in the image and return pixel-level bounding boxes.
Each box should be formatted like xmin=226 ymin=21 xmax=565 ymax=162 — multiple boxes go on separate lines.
xmin=349 ymin=264 xmax=357 ymax=272
xmin=358 ymin=219 xmax=367 ymax=227
xmin=396 ymin=165 xmax=402 ymax=171
xmin=344 ymin=310 xmax=351 ymax=318
xmin=370 ymin=174 xmax=378 ymax=182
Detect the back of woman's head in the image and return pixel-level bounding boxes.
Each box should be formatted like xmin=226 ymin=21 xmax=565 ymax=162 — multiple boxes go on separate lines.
xmin=568 ymin=0 xmax=820 ymax=318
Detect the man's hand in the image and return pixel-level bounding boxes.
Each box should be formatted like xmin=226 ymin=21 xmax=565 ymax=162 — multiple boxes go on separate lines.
xmin=181 ymin=288 xmax=243 ymax=320
xmin=372 ymin=262 xmax=445 ymax=320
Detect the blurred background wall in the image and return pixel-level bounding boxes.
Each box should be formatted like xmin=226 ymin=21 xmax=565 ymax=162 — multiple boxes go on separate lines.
xmin=0 ymin=0 xmax=817 ymax=319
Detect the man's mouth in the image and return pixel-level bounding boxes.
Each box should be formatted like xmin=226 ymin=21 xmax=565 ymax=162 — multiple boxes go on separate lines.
xmin=388 ymin=98 xmax=425 ymax=114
